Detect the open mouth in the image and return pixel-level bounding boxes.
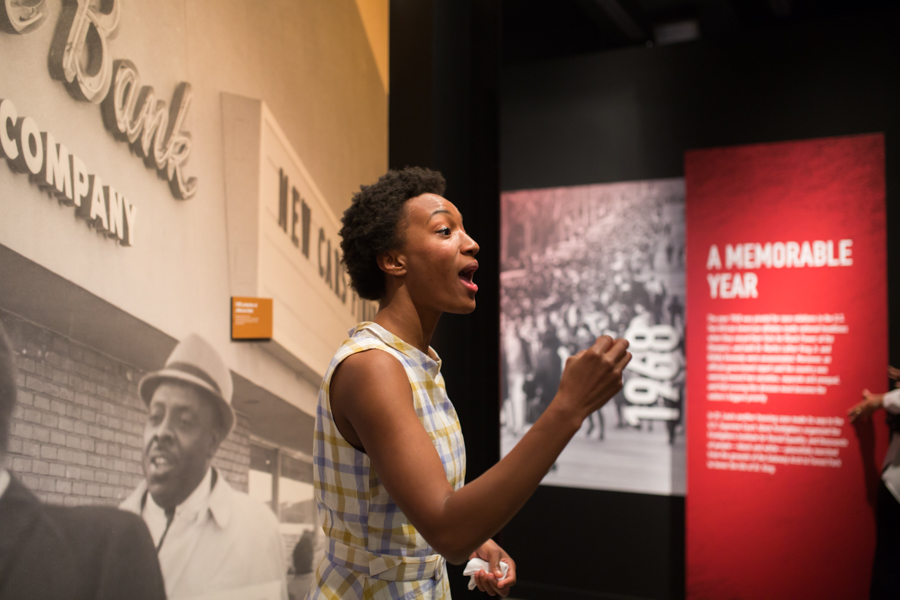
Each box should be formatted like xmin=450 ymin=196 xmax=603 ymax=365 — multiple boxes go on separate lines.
xmin=147 ymin=451 xmax=177 ymax=476
xmin=458 ymin=262 xmax=479 ymax=293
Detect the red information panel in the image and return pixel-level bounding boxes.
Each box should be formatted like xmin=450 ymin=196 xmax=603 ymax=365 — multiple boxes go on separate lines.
xmin=685 ymin=134 xmax=889 ymax=599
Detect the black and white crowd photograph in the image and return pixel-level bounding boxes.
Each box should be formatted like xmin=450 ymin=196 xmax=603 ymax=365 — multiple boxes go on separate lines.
xmin=500 ymin=179 xmax=687 ymax=495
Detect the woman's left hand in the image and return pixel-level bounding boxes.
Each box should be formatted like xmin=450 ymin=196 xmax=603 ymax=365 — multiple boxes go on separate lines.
xmin=470 ymin=539 xmax=517 ymax=597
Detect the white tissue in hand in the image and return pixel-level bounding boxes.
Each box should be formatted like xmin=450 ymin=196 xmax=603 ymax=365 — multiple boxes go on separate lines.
xmin=463 ymin=558 xmax=510 ymax=591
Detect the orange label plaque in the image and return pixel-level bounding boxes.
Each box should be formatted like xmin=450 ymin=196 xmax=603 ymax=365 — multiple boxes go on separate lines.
xmin=231 ymin=297 xmax=273 ymax=340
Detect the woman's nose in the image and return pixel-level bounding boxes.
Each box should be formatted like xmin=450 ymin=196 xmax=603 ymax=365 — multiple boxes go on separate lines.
xmin=463 ymin=232 xmax=479 ymax=257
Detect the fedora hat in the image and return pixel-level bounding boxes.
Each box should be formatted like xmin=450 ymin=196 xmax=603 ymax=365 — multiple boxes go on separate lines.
xmin=138 ymin=334 xmax=235 ymax=436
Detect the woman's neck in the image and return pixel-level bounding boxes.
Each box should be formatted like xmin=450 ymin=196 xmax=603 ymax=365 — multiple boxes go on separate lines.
xmin=374 ymin=288 xmax=441 ymax=355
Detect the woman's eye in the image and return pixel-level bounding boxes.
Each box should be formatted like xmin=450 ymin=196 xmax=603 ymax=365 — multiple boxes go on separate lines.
xmin=437 ymin=227 xmax=451 ymax=236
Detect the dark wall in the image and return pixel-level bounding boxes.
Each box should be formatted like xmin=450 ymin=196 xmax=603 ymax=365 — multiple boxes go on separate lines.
xmin=390 ymin=1 xmax=502 ymax=597
xmin=501 ymin=7 xmax=900 ymax=600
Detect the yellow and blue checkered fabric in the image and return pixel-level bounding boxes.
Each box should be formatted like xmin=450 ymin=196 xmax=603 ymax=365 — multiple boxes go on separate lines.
xmin=306 ymin=322 xmax=466 ymax=600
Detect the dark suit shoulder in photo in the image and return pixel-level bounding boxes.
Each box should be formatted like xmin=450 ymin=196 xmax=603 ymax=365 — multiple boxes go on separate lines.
xmin=0 ymin=475 xmax=166 ymax=600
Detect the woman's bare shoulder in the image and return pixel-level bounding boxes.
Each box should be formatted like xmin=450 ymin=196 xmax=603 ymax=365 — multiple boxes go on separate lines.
xmin=332 ymin=348 xmax=412 ymax=416
xmin=331 ymin=348 xmax=415 ymax=451
xmin=335 ymin=347 xmax=407 ymax=387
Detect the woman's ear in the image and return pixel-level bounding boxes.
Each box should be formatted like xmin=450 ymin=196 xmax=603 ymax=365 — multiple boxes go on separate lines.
xmin=377 ymin=250 xmax=407 ymax=277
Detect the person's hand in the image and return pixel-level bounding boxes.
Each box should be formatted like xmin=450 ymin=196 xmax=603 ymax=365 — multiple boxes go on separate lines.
xmin=848 ymin=389 xmax=885 ymax=423
xmin=555 ymin=336 xmax=631 ymax=421
xmin=888 ymin=365 xmax=900 ymax=382
xmin=470 ymin=539 xmax=516 ymax=597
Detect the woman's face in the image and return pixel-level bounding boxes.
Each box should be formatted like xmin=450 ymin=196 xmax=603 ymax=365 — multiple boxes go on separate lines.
xmin=390 ymin=193 xmax=480 ymax=314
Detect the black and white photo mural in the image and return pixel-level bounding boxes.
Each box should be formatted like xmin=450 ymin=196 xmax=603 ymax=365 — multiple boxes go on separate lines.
xmin=0 ymin=1 xmax=387 ymax=598
xmin=500 ymin=179 xmax=687 ymax=495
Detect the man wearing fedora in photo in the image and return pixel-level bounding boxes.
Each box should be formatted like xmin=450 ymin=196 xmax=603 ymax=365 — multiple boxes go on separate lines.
xmin=121 ymin=333 xmax=287 ymax=600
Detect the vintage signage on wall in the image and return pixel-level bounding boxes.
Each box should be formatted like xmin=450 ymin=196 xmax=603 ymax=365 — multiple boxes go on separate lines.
xmin=276 ymin=167 xmax=365 ymax=316
xmin=0 ymin=0 xmax=198 ymax=247
xmin=0 ymin=97 xmax=138 ymax=245
xmin=222 ymin=93 xmax=377 ymax=378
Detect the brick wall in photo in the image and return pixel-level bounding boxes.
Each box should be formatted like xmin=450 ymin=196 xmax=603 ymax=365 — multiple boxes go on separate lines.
xmin=0 ymin=310 xmax=252 ymax=507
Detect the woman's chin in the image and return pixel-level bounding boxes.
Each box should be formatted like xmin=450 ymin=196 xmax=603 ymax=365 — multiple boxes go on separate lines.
xmin=439 ymin=298 xmax=477 ymax=315
xmin=453 ymin=299 xmax=477 ymax=314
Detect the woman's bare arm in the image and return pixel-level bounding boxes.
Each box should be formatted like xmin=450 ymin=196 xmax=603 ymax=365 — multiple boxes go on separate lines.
xmin=330 ymin=335 xmax=630 ymax=564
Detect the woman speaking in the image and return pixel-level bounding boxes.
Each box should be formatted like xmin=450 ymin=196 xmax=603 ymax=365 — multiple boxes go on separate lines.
xmin=307 ymin=168 xmax=631 ymax=599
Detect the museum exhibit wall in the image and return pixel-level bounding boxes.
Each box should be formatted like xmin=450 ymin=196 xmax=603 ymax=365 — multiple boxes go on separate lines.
xmin=499 ymin=6 xmax=900 ymax=600
xmin=0 ymin=0 xmax=387 ymax=573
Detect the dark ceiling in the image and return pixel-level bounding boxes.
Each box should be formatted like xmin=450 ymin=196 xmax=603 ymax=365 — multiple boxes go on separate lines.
xmin=502 ymin=0 xmax=897 ymax=64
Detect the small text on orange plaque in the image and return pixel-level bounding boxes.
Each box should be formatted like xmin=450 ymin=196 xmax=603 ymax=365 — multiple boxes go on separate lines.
xmin=231 ymin=297 xmax=273 ymax=340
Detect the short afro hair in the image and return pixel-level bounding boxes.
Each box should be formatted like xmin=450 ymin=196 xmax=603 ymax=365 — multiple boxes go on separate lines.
xmin=341 ymin=167 xmax=446 ymax=300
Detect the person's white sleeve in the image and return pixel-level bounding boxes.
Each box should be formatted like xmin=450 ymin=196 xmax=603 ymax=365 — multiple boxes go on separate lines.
xmin=884 ymin=388 xmax=900 ymax=414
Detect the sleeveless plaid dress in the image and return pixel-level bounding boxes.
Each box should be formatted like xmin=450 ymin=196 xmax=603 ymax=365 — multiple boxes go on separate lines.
xmin=306 ymin=322 xmax=466 ymax=600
